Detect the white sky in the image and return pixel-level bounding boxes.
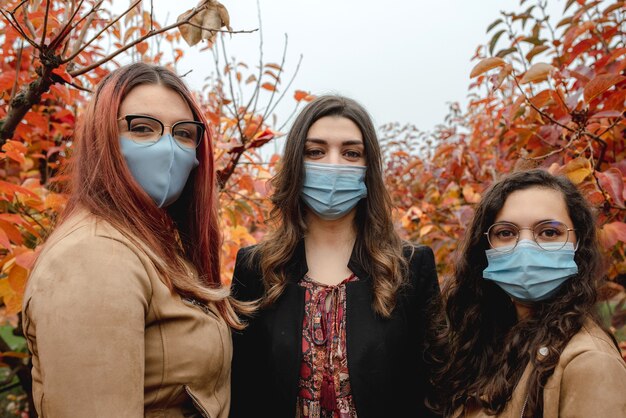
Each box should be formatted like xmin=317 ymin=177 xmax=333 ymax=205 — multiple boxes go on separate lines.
xmin=117 ymin=0 xmax=563 ymax=134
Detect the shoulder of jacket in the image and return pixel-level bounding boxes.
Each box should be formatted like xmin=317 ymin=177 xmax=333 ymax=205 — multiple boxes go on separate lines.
xmin=38 ymin=211 xmax=149 ymax=269
xmin=558 ymin=319 xmax=621 ymax=367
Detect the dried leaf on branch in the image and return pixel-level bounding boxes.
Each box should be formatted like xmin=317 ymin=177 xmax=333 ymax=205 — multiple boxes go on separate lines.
xmin=177 ymin=0 xmax=232 ymax=47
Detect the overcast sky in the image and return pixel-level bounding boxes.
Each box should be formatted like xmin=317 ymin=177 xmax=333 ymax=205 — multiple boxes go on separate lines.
xmin=124 ymin=0 xmax=562 ymax=134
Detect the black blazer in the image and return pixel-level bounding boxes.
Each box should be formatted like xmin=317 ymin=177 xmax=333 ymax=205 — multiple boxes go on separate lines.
xmin=229 ymin=241 xmax=441 ymax=418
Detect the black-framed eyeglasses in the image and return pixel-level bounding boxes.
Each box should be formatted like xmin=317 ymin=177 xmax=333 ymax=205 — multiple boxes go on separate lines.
xmin=118 ymin=114 xmax=205 ymax=149
xmin=485 ymin=220 xmax=576 ymax=253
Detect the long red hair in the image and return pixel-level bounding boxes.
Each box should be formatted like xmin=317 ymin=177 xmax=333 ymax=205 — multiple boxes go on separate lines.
xmin=63 ymin=62 xmax=244 ymax=328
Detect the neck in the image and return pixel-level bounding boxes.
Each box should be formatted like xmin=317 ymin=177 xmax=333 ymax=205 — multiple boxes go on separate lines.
xmin=513 ymin=300 xmax=533 ymax=321
xmin=304 ymin=209 xmax=357 ymax=247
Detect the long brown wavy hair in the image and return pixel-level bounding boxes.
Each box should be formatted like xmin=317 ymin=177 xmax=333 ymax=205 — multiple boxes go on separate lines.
xmin=252 ymin=95 xmax=408 ymax=317
xmin=61 ymin=63 xmax=247 ymax=329
xmin=432 ymin=169 xmax=605 ymax=417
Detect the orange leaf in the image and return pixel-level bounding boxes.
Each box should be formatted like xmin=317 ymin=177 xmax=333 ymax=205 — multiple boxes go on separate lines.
xmin=261 ymin=82 xmax=276 ymax=92
xmin=0 ymin=228 xmax=10 ymax=250
xmin=520 ymin=63 xmax=555 ymax=84
xmin=8 ymin=265 xmax=27 ymax=295
xmin=599 ymin=222 xmax=626 ymax=248
xmin=470 ymin=57 xmax=506 ymax=78
xmin=583 ymin=74 xmax=626 ymax=103
xmin=136 ymin=41 xmax=149 ymax=55
xmin=294 ymin=90 xmax=309 ymax=102
xmin=14 ymin=247 xmax=38 ymax=270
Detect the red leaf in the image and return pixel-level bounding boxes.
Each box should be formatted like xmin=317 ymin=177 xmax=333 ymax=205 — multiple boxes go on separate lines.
xmin=599 ymin=222 xmax=626 ymax=248
xmin=597 ymin=168 xmax=625 ymax=208
xmin=584 ymin=74 xmax=626 ymax=103
xmin=52 ymin=67 xmax=72 ymax=83
xmin=0 ymin=71 xmax=17 ymax=92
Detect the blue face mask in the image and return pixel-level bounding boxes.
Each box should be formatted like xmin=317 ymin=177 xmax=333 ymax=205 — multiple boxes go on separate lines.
xmin=483 ymin=239 xmax=578 ymax=302
xmin=120 ymin=135 xmax=199 ymax=208
xmin=301 ymin=162 xmax=367 ymax=220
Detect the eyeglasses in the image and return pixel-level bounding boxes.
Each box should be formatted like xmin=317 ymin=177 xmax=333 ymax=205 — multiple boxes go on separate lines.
xmin=485 ymin=220 xmax=575 ymax=253
xmin=118 ymin=114 xmax=205 ymax=149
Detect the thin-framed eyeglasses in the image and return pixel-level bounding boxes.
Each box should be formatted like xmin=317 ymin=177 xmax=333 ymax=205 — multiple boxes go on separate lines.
xmin=485 ymin=220 xmax=576 ymax=253
xmin=118 ymin=114 xmax=205 ymax=149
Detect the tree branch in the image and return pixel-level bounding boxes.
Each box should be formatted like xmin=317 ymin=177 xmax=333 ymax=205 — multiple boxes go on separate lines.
xmin=40 ymin=0 xmax=51 ymax=46
xmin=0 ymin=8 xmax=38 ymax=49
xmin=62 ymin=0 xmax=142 ymax=64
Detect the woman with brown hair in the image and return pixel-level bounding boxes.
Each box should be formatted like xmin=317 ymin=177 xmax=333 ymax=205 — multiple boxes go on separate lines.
xmin=433 ymin=169 xmax=626 ymax=417
xmin=23 ymin=63 xmax=243 ymax=417
xmin=229 ymin=95 xmax=441 ymax=418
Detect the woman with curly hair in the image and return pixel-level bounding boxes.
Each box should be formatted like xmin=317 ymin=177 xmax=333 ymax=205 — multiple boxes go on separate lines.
xmin=229 ymin=95 xmax=441 ymax=418
xmin=434 ymin=169 xmax=626 ymax=417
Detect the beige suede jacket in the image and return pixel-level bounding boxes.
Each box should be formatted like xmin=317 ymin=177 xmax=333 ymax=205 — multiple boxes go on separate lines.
xmin=457 ymin=319 xmax=626 ymax=418
xmin=23 ymin=210 xmax=232 ymax=418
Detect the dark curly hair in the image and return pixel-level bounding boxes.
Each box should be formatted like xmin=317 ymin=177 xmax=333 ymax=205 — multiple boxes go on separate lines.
xmin=431 ymin=169 xmax=605 ymax=417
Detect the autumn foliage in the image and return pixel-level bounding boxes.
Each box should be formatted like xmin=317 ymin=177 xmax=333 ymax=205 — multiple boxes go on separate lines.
xmin=382 ymin=0 xmax=626 ymax=349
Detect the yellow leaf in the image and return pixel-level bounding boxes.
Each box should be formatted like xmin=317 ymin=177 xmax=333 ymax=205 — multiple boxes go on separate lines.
xmin=462 ymin=185 xmax=482 ymax=203
xmin=520 ymin=63 xmax=555 ymax=84
xmin=558 ymin=157 xmax=592 ymax=184
xmin=470 ymin=57 xmax=506 ymax=78
xmin=420 ymin=224 xmax=435 ymax=237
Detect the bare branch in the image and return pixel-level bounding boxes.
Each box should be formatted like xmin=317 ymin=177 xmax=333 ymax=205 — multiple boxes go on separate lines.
xmin=40 ymin=0 xmax=51 ymax=46
xmin=9 ymin=39 xmax=24 ymax=101
xmin=512 ymin=74 xmax=575 ymax=132
xmin=520 ymin=130 xmax=579 ymax=161
xmin=243 ymin=0 xmax=264 ymax=119
xmin=260 ymin=34 xmax=288 ymax=123
xmin=52 ymin=0 xmax=89 ymax=52
xmin=182 ymin=21 xmax=258 ymax=35
xmin=596 ymin=115 xmax=625 ymax=138
xmin=265 ymin=52 xmax=303 ymax=121
xmin=62 ymin=0 xmax=142 ymax=64
xmin=0 ymin=9 xmax=38 ymax=49
xmin=21 ymin=4 xmax=36 ymax=40
xmin=219 ymin=35 xmax=246 ymax=143
xmin=68 ymin=1 xmax=98 ymax=57
xmin=10 ymin=0 xmax=29 ymax=13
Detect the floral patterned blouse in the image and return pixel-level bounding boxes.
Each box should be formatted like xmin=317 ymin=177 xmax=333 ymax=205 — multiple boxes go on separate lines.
xmin=295 ymin=273 xmax=359 ymax=418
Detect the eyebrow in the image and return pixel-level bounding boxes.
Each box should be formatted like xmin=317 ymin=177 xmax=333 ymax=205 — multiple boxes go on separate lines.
xmin=494 ymin=219 xmax=566 ymax=226
xmin=305 ymin=138 xmax=364 ymax=146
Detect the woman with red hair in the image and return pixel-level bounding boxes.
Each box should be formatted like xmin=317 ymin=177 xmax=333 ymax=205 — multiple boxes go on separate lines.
xmin=22 ymin=63 xmax=242 ymax=417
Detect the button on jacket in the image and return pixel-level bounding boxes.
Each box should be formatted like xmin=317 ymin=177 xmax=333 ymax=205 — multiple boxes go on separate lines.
xmin=229 ymin=241 xmax=441 ymax=418
xmin=23 ymin=210 xmax=232 ymax=418
xmin=457 ymin=319 xmax=626 ymax=418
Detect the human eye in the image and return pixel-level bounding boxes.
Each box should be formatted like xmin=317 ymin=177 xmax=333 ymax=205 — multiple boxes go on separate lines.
xmin=535 ymin=221 xmax=566 ymax=241
xmin=173 ymin=126 xmax=194 ymax=139
xmin=491 ymin=224 xmax=518 ymax=241
xmin=343 ymin=149 xmax=363 ymax=159
xmin=129 ymin=118 xmax=160 ymax=136
xmin=304 ymin=148 xmax=324 ymax=158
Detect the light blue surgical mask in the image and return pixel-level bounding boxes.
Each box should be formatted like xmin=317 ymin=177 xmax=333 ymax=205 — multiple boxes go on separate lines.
xmin=483 ymin=239 xmax=578 ymax=302
xmin=301 ymin=162 xmax=367 ymax=220
xmin=120 ymin=135 xmax=199 ymax=207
